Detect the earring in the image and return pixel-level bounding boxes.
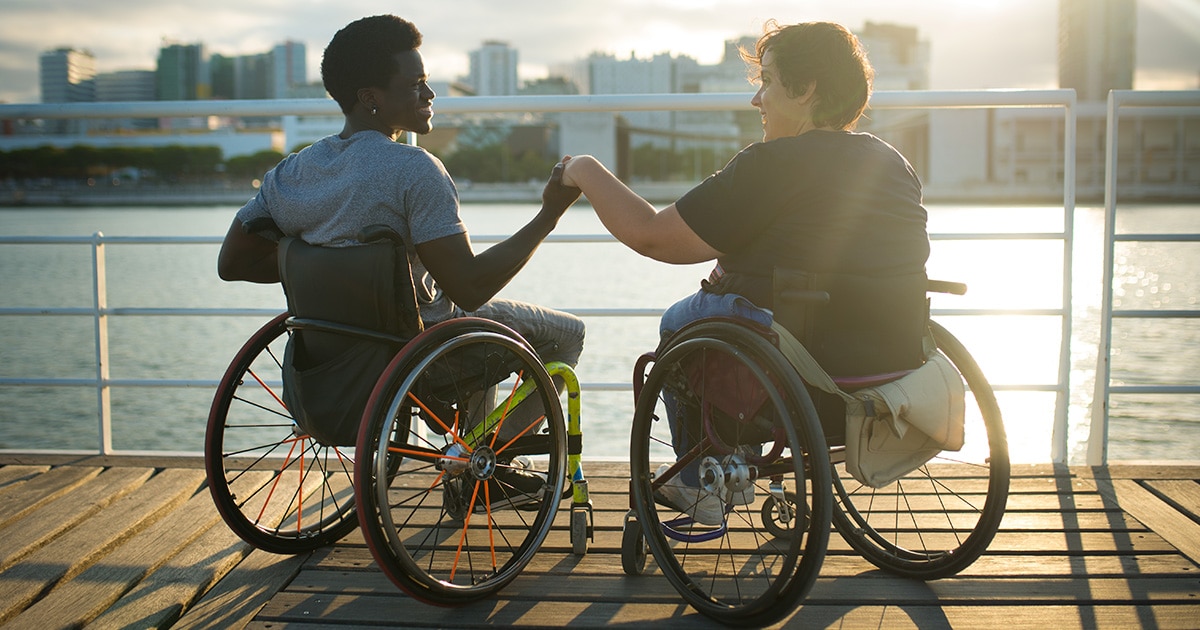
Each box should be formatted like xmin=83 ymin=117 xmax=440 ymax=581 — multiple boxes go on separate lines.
xmin=371 ymin=106 xmax=378 ymax=115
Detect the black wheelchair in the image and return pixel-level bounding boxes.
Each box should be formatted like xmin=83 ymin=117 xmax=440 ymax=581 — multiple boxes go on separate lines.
xmin=205 ymin=224 xmax=590 ymax=606
xmin=619 ymin=269 xmax=1010 ymax=627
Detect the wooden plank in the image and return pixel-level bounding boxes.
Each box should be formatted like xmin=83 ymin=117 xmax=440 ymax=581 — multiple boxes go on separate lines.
xmin=245 ymin=604 xmax=1200 ymax=630
xmin=253 ymin=590 xmax=1200 ymax=629
xmin=0 ymin=466 xmax=149 ymax=574
xmin=86 ymin=519 xmax=254 ymax=629
xmin=1088 ymin=477 xmax=1200 ymax=565
xmin=0 ymin=468 xmax=200 ymax=624
xmin=0 ymin=464 xmax=102 ymax=529
xmin=0 ymin=464 xmax=49 ymax=488
xmin=1143 ymin=479 xmax=1200 ymax=520
xmin=9 ymin=473 xmax=217 ymax=629
xmin=169 ymin=548 xmax=308 ymax=630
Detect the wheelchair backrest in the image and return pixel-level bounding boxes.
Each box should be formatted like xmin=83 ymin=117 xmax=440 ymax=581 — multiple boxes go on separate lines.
xmin=276 ymin=230 xmax=424 ymax=446
xmin=772 ymin=268 xmax=928 ymax=378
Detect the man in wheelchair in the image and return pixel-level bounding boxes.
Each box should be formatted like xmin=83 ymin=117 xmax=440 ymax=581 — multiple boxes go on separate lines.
xmin=216 ymin=15 xmax=585 ymax=511
xmin=559 ymin=21 xmax=930 ymax=524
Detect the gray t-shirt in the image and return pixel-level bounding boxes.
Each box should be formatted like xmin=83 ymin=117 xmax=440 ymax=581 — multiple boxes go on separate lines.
xmin=236 ymin=130 xmax=465 ymax=322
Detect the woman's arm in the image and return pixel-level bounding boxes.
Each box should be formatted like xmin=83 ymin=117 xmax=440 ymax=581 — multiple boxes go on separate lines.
xmin=562 ymin=155 xmax=720 ymax=264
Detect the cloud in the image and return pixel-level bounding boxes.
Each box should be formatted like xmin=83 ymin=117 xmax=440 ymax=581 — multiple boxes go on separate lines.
xmin=0 ymin=0 xmax=1195 ymax=104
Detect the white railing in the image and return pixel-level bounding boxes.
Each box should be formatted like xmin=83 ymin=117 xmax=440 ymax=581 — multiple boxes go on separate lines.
xmin=1089 ymin=90 xmax=1200 ymax=465
xmin=0 ymin=90 xmax=1079 ymax=458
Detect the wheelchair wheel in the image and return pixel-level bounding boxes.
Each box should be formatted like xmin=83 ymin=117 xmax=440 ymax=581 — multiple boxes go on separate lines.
xmin=356 ymin=318 xmax=567 ymax=606
xmin=205 ymin=313 xmax=359 ymax=554
xmin=630 ymin=321 xmax=832 ymax=627
xmin=831 ymin=320 xmax=1010 ymax=580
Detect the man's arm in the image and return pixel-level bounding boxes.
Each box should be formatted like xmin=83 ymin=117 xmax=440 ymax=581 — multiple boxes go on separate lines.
xmin=417 ymin=163 xmax=580 ymax=312
xmin=217 ymin=218 xmax=281 ymax=283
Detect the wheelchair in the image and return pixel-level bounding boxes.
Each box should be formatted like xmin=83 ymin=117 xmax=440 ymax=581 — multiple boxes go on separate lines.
xmin=619 ymin=270 xmax=1010 ymax=627
xmin=205 ymin=224 xmax=590 ymax=606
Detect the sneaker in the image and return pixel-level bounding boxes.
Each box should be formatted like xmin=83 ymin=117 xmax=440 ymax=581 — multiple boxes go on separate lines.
xmin=653 ymin=464 xmax=725 ymax=526
xmin=729 ymin=482 xmax=756 ymax=506
xmin=474 ymin=456 xmax=546 ymax=513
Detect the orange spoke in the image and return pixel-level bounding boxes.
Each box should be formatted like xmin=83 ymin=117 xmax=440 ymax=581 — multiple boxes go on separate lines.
xmin=257 ymin=435 xmax=302 ymax=524
xmin=408 ymin=392 xmax=473 ymax=453
xmin=247 ymin=367 xmax=288 ymax=411
xmin=495 ymin=414 xmax=546 ymax=457
xmin=387 ymin=445 xmax=466 ymax=462
xmin=450 ymin=479 xmax=484 ymax=581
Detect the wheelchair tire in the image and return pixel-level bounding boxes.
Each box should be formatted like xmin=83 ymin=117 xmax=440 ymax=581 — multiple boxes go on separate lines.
xmin=355 ymin=318 xmax=567 ymax=606
xmin=205 ymin=313 xmax=359 ymax=554
xmin=630 ymin=320 xmax=832 ymax=627
xmin=831 ymin=319 xmax=1010 ymax=580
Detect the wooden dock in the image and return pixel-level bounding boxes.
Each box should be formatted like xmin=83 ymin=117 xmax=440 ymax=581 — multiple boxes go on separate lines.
xmin=0 ymin=454 xmax=1197 ymax=629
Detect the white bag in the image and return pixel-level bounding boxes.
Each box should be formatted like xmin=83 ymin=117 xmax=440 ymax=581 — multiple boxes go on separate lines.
xmin=770 ymin=322 xmax=966 ymax=488
xmin=843 ymin=351 xmax=965 ymax=487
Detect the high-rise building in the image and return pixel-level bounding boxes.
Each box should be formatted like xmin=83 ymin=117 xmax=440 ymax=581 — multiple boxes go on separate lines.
xmin=157 ymin=42 xmax=210 ymax=101
xmin=38 ymin=47 xmax=95 ymax=134
xmin=1058 ymin=0 xmax=1135 ymax=102
xmin=95 ymin=70 xmax=158 ymax=130
xmin=468 ymin=41 xmax=518 ymax=96
xmin=272 ymin=41 xmax=307 ymax=98
xmin=39 ymin=48 xmax=95 ymax=104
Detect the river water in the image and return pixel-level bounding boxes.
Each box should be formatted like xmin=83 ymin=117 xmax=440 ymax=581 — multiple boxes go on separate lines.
xmin=1 ymin=202 xmax=1196 ymax=464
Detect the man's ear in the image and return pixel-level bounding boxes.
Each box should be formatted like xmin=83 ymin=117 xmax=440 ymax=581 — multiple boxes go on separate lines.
xmin=356 ymin=87 xmax=379 ymax=112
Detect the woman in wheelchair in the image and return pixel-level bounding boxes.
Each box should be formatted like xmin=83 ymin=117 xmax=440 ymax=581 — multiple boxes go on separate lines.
xmin=216 ymin=15 xmax=586 ymax=503
xmin=560 ymin=21 xmax=930 ymax=522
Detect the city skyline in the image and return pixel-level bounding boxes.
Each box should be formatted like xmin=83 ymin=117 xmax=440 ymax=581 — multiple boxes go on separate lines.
xmin=2 ymin=0 xmax=1198 ymax=104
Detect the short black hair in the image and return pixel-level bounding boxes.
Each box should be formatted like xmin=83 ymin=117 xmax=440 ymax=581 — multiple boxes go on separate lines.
xmin=321 ymin=15 xmax=423 ymax=114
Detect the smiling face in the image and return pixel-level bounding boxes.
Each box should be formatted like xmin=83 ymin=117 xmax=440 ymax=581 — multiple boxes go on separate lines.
xmin=373 ymin=49 xmax=436 ymax=135
xmin=750 ymin=49 xmax=813 ymax=142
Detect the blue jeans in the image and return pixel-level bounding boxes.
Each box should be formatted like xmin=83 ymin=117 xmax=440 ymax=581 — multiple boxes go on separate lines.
xmin=659 ymin=290 xmax=772 ymax=484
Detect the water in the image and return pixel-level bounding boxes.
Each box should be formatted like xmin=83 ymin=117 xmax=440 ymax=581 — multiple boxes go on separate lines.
xmin=1 ymin=202 xmax=1197 ymax=464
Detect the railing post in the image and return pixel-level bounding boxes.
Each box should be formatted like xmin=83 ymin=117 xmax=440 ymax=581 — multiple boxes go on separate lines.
xmin=92 ymin=232 xmax=113 ymax=455
xmin=1050 ymin=91 xmax=1077 ymax=464
xmin=1089 ymin=91 xmax=1121 ymax=466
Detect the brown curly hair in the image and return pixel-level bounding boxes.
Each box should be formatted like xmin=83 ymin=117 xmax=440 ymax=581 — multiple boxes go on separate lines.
xmin=741 ymin=21 xmax=874 ymax=130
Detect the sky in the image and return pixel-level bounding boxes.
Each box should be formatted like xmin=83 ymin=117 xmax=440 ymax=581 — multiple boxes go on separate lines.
xmin=1 ymin=0 xmax=1198 ymax=104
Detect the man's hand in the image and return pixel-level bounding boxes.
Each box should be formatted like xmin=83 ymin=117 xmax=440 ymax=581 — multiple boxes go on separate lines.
xmin=540 ymin=161 xmax=581 ymax=219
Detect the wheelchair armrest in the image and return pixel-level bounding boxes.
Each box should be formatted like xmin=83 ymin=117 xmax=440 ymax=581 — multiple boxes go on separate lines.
xmin=927 ymin=280 xmax=967 ymax=295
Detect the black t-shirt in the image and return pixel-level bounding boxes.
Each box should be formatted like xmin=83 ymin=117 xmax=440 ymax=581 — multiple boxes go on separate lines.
xmin=676 ymin=130 xmax=929 ymax=307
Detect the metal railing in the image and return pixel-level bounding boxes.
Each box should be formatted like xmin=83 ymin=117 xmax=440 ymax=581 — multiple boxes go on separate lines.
xmin=1089 ymin=90 xmax=1200 ymax=465
xmin=1 ymin=90 xmax=1079 ymax=457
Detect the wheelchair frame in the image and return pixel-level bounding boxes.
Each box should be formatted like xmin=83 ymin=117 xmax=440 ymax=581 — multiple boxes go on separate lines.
xmin=618 ymin=286 xmax=1010 ymax=627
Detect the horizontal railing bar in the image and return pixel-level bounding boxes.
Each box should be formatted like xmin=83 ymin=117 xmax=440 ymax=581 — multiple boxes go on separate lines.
xmin=1110 ymin=385 xmax=1200 ymax=394
xmin=0 ymin=231 xmax=1071 ymax=247
xmin=0 ymin=89 xmax=1079 ymax=121
xmin=0 ymin=306 xmax=1062 ymax=318
xmin=1113 ymin=234 xmax=1200 ymax=242
xmin=1112 ymin=310 xmax=1200 ymax=318
xmin=0 ymin=378 xmax=1058 ymax=393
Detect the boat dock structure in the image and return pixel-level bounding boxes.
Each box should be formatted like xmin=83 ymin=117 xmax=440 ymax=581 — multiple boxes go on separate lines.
xmin=0 ymin=455 xmax=1197 ymax=629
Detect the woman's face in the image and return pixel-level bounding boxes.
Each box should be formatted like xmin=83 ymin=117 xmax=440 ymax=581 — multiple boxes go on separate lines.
xmin=376 ymin=49 xmax=436 ymax=135
xmin=750 ymin=49 xmax=811 ymax=142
